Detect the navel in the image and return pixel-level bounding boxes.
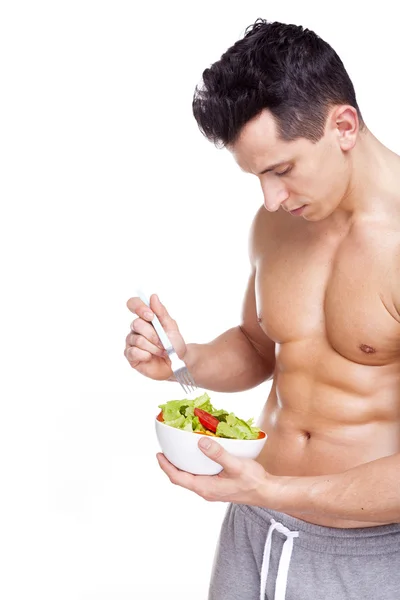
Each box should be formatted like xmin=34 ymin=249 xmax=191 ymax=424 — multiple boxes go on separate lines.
xmin=359 ymin=344 xmax=377 ymax=354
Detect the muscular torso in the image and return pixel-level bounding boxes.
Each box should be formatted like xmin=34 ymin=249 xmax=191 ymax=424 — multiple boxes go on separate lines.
xmin=253 ymin=207 xmax=400 ymax=527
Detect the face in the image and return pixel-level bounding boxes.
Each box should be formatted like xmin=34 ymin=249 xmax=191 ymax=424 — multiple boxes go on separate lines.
xmin=229 ymin=108 xmax=357 ymax=221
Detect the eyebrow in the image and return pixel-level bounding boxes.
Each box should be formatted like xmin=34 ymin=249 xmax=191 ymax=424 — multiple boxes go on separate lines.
xmin=257 ymin=161 xmax=289 ymax=175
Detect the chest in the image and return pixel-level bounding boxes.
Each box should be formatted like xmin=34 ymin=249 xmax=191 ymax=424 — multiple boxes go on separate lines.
xmin=255 ymin=229 xmax=400 ymax=365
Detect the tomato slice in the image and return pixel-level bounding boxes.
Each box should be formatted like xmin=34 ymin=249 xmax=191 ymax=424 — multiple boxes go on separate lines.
xmin=194 ymin=408 xmax=220 ymax=433
xmin=156 ymin=411 xmax=164 ymax=422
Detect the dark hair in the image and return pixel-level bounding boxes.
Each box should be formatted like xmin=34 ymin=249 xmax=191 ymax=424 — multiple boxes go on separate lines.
xmin=192 ymin=19 xmax=364 ymax=146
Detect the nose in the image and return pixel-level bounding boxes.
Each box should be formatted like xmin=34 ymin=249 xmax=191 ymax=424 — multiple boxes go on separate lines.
xmin=260 ymin=179 xmax=289 ymax=212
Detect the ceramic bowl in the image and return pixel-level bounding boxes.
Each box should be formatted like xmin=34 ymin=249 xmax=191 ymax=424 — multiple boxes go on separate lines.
xmin=155 ymin=416 xmax=267 ymax=475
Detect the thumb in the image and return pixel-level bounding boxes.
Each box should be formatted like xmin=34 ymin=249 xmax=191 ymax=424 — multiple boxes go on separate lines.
xmin=198 ymin=437 xmax=240 ymax=473
xmin=150 ymin=294 xmax=177 ymax=330
xmin=150 ymin=294 xmax=186 ymax=358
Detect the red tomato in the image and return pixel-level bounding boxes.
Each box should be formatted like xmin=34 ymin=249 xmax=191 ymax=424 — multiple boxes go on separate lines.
xmin=194 ymin=408 xmax=220 ymax=433
xmin=156 ymin=411 xmax=164 ymax=422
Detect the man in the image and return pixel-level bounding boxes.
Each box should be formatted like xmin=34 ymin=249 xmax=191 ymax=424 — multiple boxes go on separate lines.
xmin=124 ymin=20 xmax=400 ymax=600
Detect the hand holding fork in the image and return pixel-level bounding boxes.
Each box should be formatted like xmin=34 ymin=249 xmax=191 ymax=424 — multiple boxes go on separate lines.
xmin=125 ymin=292 xmax=197 ymax=395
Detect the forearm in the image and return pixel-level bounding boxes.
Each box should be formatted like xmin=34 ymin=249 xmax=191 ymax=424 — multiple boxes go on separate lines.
xmin=268 ymin=452 xmax=400 ymax=523
xmin=183 ymin=326 xmax=274 ymax=392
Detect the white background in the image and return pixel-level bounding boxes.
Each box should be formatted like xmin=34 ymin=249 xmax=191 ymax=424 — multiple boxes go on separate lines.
xmin=1 ymin=1 xmax=400 ymax=599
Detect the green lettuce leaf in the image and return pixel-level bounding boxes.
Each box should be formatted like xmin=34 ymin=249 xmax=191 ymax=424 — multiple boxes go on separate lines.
xmin=158 ymin=395 xmax=261 ymax=439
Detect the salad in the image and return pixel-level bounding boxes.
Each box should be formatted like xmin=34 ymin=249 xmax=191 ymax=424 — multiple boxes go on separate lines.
xmin=156 ymin=393 xmax=264 ymax=440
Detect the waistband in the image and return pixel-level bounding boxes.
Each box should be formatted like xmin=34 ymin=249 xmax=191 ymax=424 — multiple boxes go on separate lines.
xmin=238 ymin=505 xmax=400 ymax=556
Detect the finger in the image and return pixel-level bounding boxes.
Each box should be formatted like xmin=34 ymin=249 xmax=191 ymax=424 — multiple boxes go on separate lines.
xmin=130 ymin=318 xmax=163 ymax=349
xmin=124 ymin=346 xmax=152 ymax=365
xmin=197 ymin=438 xmax=242 ymax=475
xmin=156 ymin=453 xmax=223 ymax=500
xmin=150 ymin=294 xmax=179 ymax=334
xmin=157 ymin=453 xmax=200 ymax=491
xmin=132 ymin=359 xmax=172 ymax=380
xmin=126 ymin=333 xmax=166 ymax=358
xmin=126 ymin=297 xmax=154 ymax=322
xmin=126 ymin=331 xmax=163 ymax=354
xmin=124 ymin=346 xmax=139 ymax=368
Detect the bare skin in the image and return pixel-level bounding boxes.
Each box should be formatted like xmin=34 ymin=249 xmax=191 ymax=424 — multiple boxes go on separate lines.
xmin=125 ymin=107 xmax=400 ymax=529
xmin=247 ymin=204 xmax=400 ymax=527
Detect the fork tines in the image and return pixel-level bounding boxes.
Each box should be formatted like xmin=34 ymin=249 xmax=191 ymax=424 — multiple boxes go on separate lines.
xmin=175 ymin=367 xmax=197 ymax=395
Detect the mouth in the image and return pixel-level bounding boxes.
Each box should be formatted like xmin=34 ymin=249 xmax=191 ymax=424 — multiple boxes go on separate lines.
xmin=288 ymin=205 xmax=306 ymax=216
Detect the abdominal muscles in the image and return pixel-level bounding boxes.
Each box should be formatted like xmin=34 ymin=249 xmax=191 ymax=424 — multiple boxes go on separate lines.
xmin=256 ymin=339 xmax=400 ymax=478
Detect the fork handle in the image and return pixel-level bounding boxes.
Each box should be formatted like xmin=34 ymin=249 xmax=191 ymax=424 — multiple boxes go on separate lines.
xmin=136 ymin=289 xmax=173 ymax=351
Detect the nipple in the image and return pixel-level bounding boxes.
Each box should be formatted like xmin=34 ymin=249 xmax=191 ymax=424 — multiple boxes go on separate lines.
xmin=359 ymin=344 xmax=377 ymax=354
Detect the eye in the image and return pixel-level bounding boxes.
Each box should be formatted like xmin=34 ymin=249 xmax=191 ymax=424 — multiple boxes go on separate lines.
xmin=275 ymin=167 xmax=292 ymax=177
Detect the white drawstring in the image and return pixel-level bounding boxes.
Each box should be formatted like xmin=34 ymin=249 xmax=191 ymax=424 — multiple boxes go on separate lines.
xmin=259 ymin=518 xmax=299 ymax=600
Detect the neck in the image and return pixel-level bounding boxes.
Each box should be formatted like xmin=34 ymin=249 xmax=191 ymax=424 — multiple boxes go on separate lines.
xmin=337 ymin=129 xmax=400 ymax=220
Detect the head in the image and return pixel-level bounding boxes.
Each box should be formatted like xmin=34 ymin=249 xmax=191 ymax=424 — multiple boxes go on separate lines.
xmin=192 ymin=20 xmax=365 ymax=221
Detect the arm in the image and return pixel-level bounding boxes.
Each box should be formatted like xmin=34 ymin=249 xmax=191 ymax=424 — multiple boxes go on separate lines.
xmin=158 ymin=439 xmax=400 ymax=523
xmin=126 ymin=209 xmax=274 ymax=389
xmin=184 ymin=272 xmax=275 ymax=392
xmin=183 ymin=208 xmax=275 ymax=392
xmin=267 ymin=452 xmax=400 ymax=523
xmin=126 ymin=270 xmax=274 ymax=388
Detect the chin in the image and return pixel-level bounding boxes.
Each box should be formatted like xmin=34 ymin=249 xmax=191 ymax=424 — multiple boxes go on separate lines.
xmin=304 ymin=213 xmax=326 ymax=222
xmin=304 ymin=203 xmax=337 ymax=222
xmin=303 ymin=210 xmax=322 ymax=222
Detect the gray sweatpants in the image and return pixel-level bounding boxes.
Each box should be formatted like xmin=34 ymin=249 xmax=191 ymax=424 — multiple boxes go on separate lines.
xmin=209 ymin=504 xmax=400 ymax=600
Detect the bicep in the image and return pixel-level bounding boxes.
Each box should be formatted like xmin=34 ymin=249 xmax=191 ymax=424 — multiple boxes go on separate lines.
xmin=240 ymin=269 xmax=276 ymax=365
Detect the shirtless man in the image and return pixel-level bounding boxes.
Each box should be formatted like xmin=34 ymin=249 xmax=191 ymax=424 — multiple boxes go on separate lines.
xmin=125 ymin=20 xmax=400 ymax=600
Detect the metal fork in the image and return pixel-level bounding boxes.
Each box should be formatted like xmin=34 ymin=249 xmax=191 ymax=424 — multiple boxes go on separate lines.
xmin=137 ymin=290 xmax=197 ymax=396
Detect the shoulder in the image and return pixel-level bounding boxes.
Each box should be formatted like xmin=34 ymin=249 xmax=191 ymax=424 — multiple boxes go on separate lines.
xmin=248 ymin=206 xmax=269 ymax=265
xmin=394 ymin=238 xmax=400 ymax=317
xmin=248 ymin=205 xmax=285 ymax=265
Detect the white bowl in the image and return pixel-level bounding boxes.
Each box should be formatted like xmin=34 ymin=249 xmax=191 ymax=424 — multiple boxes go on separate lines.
xmin=155 ymin=417 xmax=267 ymax=475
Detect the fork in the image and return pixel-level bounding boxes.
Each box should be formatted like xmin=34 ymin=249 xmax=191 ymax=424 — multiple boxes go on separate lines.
xmin=137 ymin=290 xmax=198 ymax=396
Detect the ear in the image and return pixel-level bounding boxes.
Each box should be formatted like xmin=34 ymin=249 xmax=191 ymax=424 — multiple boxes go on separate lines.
xmin=329 ymin=105 xmax=359 ymax=151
